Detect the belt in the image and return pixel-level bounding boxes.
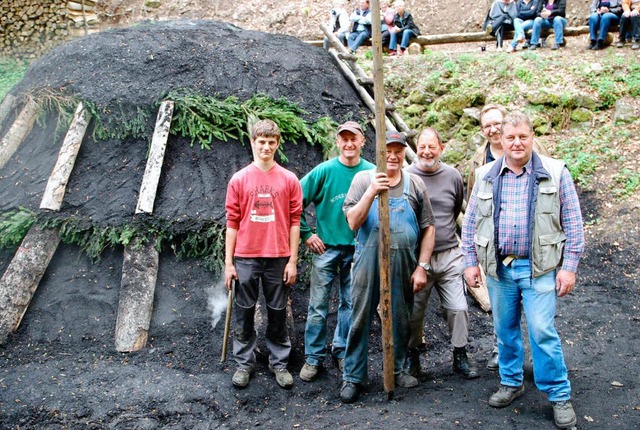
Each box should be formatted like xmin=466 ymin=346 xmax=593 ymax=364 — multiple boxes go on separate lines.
xmin=501 ymin=255 xmax=526 ymax=266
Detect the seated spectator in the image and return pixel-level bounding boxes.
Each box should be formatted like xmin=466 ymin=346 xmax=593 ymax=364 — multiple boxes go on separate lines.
xmin=588 ymin=0 xmax=623 ymax=49
xmin=388 ymin=0 xmax=421 ymax=56
xmin=529 ymin=0 xmax=567 ymax=50
xmin=381 ymin=0 xmax=396 ymax=48
xmin=323 ymin=0 xmax=350 ymax=50
xmin=483 ymin=0 xmax=518 ymax=50
xmin=508 ymin=0 xmax=542 ymax=51
xmin=347 ymin=0 xmax=373 ymax=54
xmin=617 ymin=0 xmax=640 ymax=48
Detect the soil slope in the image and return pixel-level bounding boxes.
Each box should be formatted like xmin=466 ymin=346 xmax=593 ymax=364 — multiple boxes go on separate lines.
xmin=0 ymin=19 xmax=639 ymax=430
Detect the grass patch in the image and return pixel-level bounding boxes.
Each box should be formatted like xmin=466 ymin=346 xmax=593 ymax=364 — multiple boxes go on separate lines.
xmin=0 ymin=207 xmax=37 ymax=248
xmin=613 ymin=168 xmax=640 ymax=199
xmin=0 ymin=58 xmax=28 ymax=102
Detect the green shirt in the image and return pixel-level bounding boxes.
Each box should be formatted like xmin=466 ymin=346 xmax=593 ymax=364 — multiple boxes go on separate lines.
xmin=300 ymin=157 xmax=375 ymax=246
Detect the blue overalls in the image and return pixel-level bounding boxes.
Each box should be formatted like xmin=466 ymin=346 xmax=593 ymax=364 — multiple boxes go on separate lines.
xmin=343 ymin=172 xmax=420 ymax=384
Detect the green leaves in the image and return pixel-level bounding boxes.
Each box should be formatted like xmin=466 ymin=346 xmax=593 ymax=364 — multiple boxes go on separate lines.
xmin=168 ymin=89 xmax=338 ymax=159
xmin=0 ymin=207 xmax=36 ymax=247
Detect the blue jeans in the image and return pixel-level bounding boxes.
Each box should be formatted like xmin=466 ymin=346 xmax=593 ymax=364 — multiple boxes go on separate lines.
xmin=588 ymin=12 xmax=620 ymax=41
xmin=530 ymin=16 xmax=567 ymax=45
xmin=304 ymin=245 xmax=354 ymax=366
xmin=511 ymin=18 xmax=534 ymax=48
xmin=486 ymin=259 xmax=571 ymax=401
xmin=389 ymin=29 xmax=417 ymax=50
xmin=347 ymin=31 xmax=370 ymax=52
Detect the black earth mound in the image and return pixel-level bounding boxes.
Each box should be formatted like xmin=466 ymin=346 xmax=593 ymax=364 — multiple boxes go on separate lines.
xmin=1 ymin=19 xmax=639 ymax=430
xmin=4 ymin=19 xmax=375 ymax=226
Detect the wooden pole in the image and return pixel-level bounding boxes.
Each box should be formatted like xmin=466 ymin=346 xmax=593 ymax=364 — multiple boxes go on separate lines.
xmin=369 ymin=0 xmax=394 ymax=399
xmin=0 ymin=98 xmax=39 ymax=169
xmin=40 ymin=102 xmax=89 ymax=211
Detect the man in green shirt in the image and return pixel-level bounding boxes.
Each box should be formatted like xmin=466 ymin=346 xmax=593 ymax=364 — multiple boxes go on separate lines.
xmin=299 ymin=121 xmax=375 ymax=382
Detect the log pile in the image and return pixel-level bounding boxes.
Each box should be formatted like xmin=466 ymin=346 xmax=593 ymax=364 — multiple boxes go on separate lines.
xmin=0 ymin=0 xmax=97 ymax=59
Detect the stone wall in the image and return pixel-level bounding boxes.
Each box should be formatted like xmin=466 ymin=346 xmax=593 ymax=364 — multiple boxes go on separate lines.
xmin=0 ymin=0 xmax=97 ymax=59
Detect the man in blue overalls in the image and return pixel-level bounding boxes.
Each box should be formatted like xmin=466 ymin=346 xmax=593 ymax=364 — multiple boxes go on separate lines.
xmin=339 ymin=131 xmax=436 ymax=403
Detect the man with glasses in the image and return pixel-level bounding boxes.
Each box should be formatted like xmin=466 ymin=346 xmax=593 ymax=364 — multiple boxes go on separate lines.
xmin=462 ymin=111 xmax=584 ymax=429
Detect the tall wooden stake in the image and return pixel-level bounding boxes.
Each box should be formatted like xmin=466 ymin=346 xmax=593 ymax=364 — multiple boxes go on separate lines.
xmin=369 ymin=0 xmax=394 ymax=399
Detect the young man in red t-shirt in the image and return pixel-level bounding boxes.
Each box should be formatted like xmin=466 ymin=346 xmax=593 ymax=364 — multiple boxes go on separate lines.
xmin=224 ymin=119 xmax=303 ymax=389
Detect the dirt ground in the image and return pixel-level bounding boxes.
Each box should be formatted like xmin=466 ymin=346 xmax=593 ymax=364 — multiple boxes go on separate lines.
xmin=1 ymin=19 xmax=639 ymax=430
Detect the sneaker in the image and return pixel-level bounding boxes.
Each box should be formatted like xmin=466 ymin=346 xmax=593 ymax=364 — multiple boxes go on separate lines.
xmin=632 ymin=42 xmax=640 ymax=50
xmin=337 ymin=358 xmax=345 ymax=373
xmin=485 ymin=23 xmax=493 ymax=36
xmin=616 ymin=40 xmax=625 ymax=48
xmin=340 ymin=381 xmax=360 ymax=403
xmin=487 ymin=351 xmax=499 ymax=371
xmin=551 ymin=43 xmax=560 ymax=50
xmin=489 ymin=384 xmax=525 ymax=408
xmin=551 ymin=400 xmax=577 ymax=429
xmin=594 ymin=39 xmax=604 ymax=50
xmin=523 ymin=40 xmax=530 ymax=48
xmin=587 ymin=39 xmax=596 ymax=50
xmin=388 ymin=50 xmax=398 ymax=56
xmin=232 ymin=368 xmax=252 ymax=388
xmin=395 ymin=372 xmax=419 ymax=388
xmin=299 ymin=363 xmax=319 ymax=382
xmin=505 ymin=44 xmax=515 ymax=53
xmin=398 ymin=48 xmax=405 ymax=56
xmin=269 ymin=364 xmax=293 ymax=389
xmin=496 ymin=46 xmax=504 ymax=52
xmin=453 ymin=347 xmax=480 ymax=380
xmin=528 ymin=43 xmax=538 ymax=50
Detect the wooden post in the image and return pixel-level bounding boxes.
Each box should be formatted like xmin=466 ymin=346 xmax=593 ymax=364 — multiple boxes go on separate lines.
xmin=369 ymin=0 xmax=395 ymax=398
xmin=40 ymin=103 xmax=89 ymax=211
xmin=0 ymin=226 xmax=61 ymax=344
xmin=0 ymin=98 xmax=39 ymax=169
xmin=135 ymin=100 xmax=174 ymax=214
xmin=114 ymin=240 xmax=159 ymax=352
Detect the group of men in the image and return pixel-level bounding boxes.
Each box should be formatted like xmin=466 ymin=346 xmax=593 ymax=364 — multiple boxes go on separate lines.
xmin=224 ymin=104 xmax=584 ymax=429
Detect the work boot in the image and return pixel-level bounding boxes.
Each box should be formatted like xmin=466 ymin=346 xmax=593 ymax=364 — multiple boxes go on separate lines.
xmin=489 ymin=384 xmax=525 ymax=408
xmin=405 ymin=348 xmax=422 ymax=378
xmin=487 ymin=350 xmax=499 ymax=371
xmin=269 ymin=364 xmax=293 ymax=389
xmin=340 ymin=381 xmax=360 ymax=403
xmin=551 ymin=43 xmax=560 ymax=50
xmin=453 ymin=347 xmax=480 ymax=379
xmin=551 ymin=400 xmax=577 ymax=429
xmin=232 ymin=368 xmax=252 ymax=388
xmin=299 ymin=363 xmax=319 ymax=382
xmin=616 ymin=40 xmax=625 ymax=48
xmin=395 ymin=372 xmax=419 ymax=388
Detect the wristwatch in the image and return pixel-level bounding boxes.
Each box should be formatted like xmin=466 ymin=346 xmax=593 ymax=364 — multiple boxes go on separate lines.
xmin=418 ymin=262 xmax=431 ymax=272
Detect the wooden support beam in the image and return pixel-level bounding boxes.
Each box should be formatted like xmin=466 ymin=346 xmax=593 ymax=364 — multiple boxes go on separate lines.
xmin=135 ymin=100 xmax=174 ymax=214
xmin=114 ymin=240 xmax=159 ymax=352
xmin=357 ymin=77 xmax=374 ymax=86
xmin=40 ymin=103 xmax=89 ymax=211
xmin=329 ymin=49 xmax=418 ymax=163
xmin=0 ymin=94 xmax=17 ymax=127
xmin=0 ymin=226 xmax=61 ymax=344
xmin=0 ymin=98 xmax=39 ymax=169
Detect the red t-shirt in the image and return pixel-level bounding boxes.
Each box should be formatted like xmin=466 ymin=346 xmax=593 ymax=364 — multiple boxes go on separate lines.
xmin=225 ymin=163 xmax=302 ymax=258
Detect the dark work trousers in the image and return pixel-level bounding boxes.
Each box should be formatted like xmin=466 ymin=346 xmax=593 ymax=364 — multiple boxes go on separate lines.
xmin=233 ymin=256 xmax=291 ymax=370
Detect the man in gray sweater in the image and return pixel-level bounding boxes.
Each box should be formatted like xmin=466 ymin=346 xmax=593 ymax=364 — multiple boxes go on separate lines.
xmin=404 ymin=128 xmax=479 ymax=380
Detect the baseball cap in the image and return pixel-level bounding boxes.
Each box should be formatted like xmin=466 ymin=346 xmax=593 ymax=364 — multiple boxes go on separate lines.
xmin=337 ymin=121 xmax=363 ymax=135
xmin=386 ymin=130 xmax=407 ymax=146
